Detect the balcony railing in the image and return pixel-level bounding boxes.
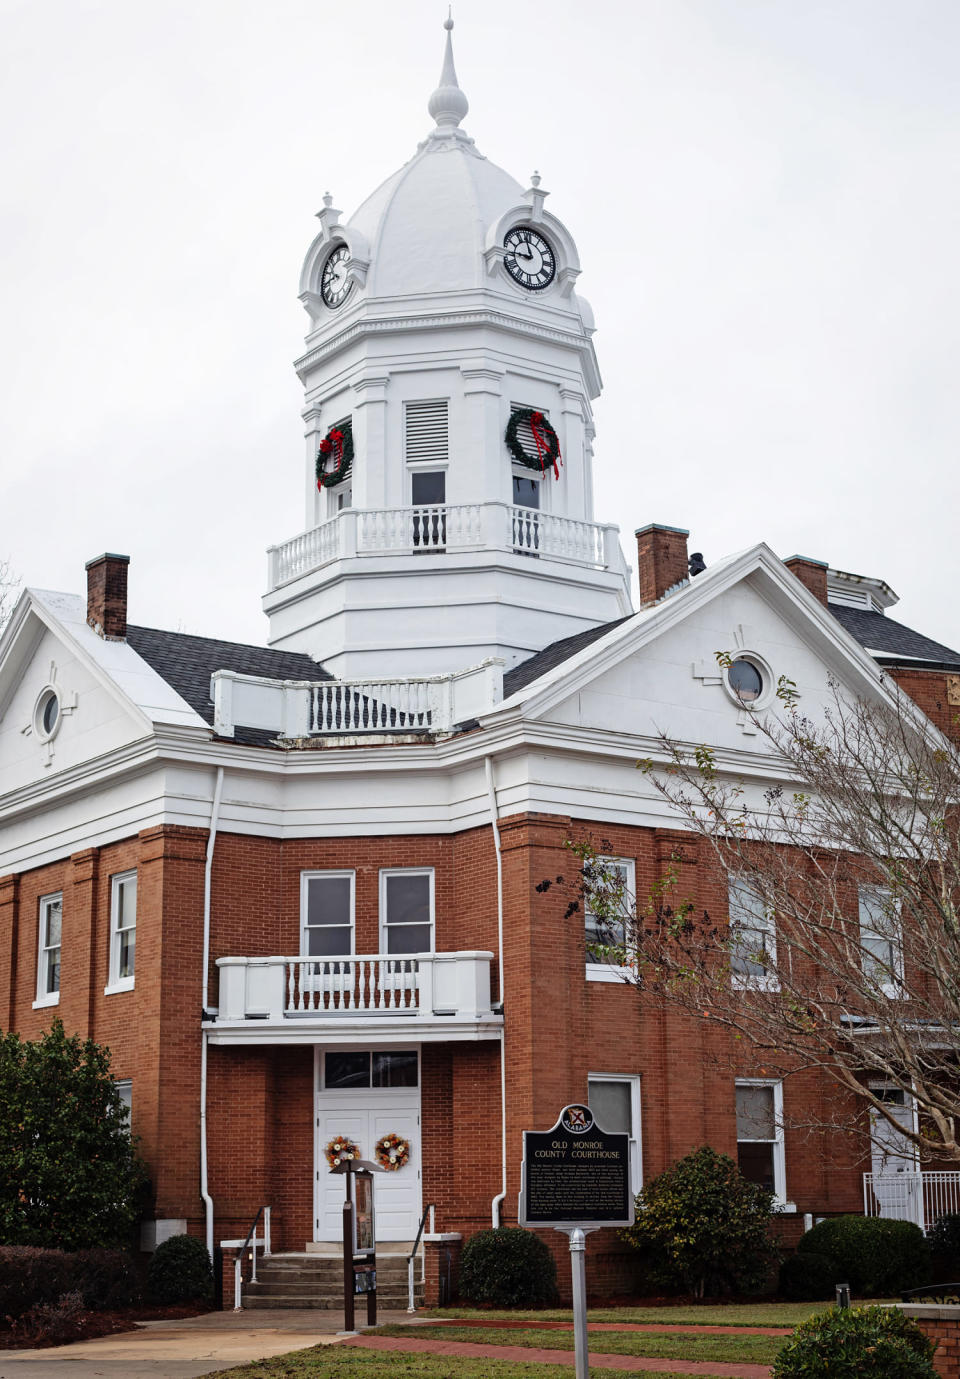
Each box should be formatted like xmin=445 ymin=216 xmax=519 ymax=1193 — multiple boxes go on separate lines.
xmin=267 ymin=502 xmax=621 ymax=588
xmin=215 ymin=950 xmax=496 ymax=1026
xmin=863 ymin=1171 xmax=960 ymax=1230
xmin=210 ymin=660 xmax=502 ymax=739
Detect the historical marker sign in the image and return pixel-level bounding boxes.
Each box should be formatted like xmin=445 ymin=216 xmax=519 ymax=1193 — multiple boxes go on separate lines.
xmin=518 ymin=1103 xmax=634 ymax=1231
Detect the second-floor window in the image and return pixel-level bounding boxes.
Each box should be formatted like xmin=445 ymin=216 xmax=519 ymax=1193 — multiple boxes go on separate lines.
xmin=585 ymin=856 xmax=635 ymax=982
xmin=107 ymin=871 xmax=137 ymax=991
xmin=380 ymin=869 xmax=434 ymax=955
xmin=728 ymin=877 xmax=777 ymax=988
xmin=36 ymin=892 xmax=62 ymax=1007
xmin=858 ymin=885 xmax=903 ymax=994
xmin=301 ymin=872 xmax=355 ymax=958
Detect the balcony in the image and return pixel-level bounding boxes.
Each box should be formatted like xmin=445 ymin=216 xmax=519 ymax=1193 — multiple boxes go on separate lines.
xmin=267 ymin=502 xmax=622 ymax=590
xmin=208 ymin=951 xmax=502 ymax=1046
xmin=863 ymin=1171 xmax=960 ymax=1230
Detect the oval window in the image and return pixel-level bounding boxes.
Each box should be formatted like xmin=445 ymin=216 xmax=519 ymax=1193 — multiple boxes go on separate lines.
xmin=34 ymin=689 xmax=61 ymax=739
xmin=727 ymin=659 xmax=763 ymax=704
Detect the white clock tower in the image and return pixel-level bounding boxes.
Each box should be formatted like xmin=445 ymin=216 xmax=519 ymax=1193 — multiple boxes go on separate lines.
xmin=263 ymin=19 xmax=632 ymax=678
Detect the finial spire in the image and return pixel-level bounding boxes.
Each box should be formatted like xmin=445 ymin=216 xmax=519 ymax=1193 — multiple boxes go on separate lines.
xmin=428 ymin=11 xmax=469 ymax=131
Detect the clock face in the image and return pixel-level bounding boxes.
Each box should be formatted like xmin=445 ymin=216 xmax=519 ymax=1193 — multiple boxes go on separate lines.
xmin=321 ymin=244 xmax=352 ymax=309
xmin=503 ymin=226 xmax=556 ymax=291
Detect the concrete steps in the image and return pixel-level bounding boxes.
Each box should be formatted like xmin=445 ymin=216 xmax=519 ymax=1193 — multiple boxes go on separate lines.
xmin=242 ymin=1251 xmax=422 ymax=1310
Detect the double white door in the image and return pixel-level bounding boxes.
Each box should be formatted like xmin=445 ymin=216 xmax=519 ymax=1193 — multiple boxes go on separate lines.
xmin=315 ymin=1093 xmax=421 ymax=1242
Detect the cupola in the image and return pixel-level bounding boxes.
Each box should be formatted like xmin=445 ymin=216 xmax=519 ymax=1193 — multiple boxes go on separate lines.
xmin=263 ymin=19 xmax=632 ymax=679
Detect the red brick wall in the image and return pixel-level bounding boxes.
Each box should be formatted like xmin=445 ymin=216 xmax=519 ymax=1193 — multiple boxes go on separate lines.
xmin=889 ymin=667 xmax=960 ymax=747
xmin=900 ymin=1310 xmax=960 ymax=1378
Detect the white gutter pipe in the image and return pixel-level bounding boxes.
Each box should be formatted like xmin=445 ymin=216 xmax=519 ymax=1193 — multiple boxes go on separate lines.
xmin=484 ymin=755 xmax=507 ymax=1229
xmin=200 ymin=766 xmax=224 ymax=1263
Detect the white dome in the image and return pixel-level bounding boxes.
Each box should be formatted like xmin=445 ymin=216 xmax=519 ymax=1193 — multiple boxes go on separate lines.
xmin=348 ymin=142 xmax=525 ymax=299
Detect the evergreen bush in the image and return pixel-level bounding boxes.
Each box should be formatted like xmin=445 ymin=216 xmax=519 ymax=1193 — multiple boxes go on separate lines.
xmin=621 ymin=1145 xmax=779 ymax=1297
xmin=926 ymin=1213 xmax=960 ymax=1281
xmin=778 ymin=1249 xmax=840 ymax=1301
xmin=772 ymin=1305 xmax=937 ymax=1378
xmin=797 ymin=1216 xmax=929 ymax=1295
xmin=0 ymin=1020 xmax=146 ymax=1249
xmin=146 ymin=1235 xmax=213 ymax=1305
xmin=459 ymin=1227 xmax=557 ymax=1307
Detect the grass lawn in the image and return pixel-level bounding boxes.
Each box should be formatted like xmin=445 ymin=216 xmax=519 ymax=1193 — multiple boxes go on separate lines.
xmin=422 ymin=1300 xmax=891 ymax=1327
xmin=205 ymin=1350 xmax=737 ymax=1379
xmin=373 ymin=1322 xmax=783 ymax=1364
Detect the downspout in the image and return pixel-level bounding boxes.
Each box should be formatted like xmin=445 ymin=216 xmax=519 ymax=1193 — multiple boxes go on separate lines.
xmin=484 ymin=755 xmax=507 ymax=1229
xmin=200 ymin=766 xmax=224 ymax=1263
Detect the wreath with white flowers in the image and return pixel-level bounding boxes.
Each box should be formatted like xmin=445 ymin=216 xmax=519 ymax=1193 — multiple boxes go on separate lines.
xmin=315 ymin=418 xmax=354 ymax=489
xmin=325 ymin=1135 xmax=360 ymax=1169
xmin=374 ymin=1132 xmax=411 ymax=1172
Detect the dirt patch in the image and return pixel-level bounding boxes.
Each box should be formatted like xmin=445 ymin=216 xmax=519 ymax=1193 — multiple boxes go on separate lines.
xmin=0 ymin=1301 xmax=212 ymax=1348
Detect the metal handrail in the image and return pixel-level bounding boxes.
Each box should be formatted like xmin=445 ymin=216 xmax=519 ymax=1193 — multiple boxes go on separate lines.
xmin=407 ymin=1203 xmax=435 ymax=1313
xmin=230 ymin=1204 xmax=271 ymax=1310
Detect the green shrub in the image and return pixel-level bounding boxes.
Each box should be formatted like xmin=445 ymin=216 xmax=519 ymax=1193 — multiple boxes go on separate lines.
xmin=0 ymin=1246 xmax=141 ymax=1320
xmin=773 ymin=1305 xmax=937 ymax=1378
xmin=778 ymin=1249 xmax=840 ymax=1301
xmin=798 ymin=1216 xmax=929 ymax=1295
xmin=0 ymin=1020 xmax=147 ymax=1249
xmin=621 ymin=1145 xmax=779 ymax=1298
xmin=927 ymin=1213 xmax=960 ymax=1281
xmin=459 ymin=1228 xmax=557 ymax=1307
xmin=146 ymin=1235 xmax=213 ymax=1305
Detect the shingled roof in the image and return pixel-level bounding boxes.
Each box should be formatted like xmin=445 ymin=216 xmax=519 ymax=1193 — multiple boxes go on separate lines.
xmin=828 ymin=605 xmax=960 ymax=670
xmin=125 ymin=625 xmax=330 ymax=730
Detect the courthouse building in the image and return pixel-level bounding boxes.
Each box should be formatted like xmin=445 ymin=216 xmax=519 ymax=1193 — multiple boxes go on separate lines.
xmin=2 ymin=21 xmax=959 ymax=1302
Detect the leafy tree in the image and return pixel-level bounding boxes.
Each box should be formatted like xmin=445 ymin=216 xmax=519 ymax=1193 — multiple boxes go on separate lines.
xmin=0 ymin=1020 xmax=146 ymax=1249
xmin=574 ymin=676 xmax=960 ymax=1163
xmin=0 ymin=556 xmax=21 ymax=633
xmin=621 ymin=1145 xmax=779 ymax=1297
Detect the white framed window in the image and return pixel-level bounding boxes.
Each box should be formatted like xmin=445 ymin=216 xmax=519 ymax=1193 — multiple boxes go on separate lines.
xmin=410 ymin=470 xmax=447 ymax=550
xmin=588 ymin=1073 xmax=642 ymax=1195
xmin=105 ymin=871 xmax=137 ymax=993
xmin=736 ymin=1078 xmax=793 ymax=1210
xmin=379 ymin=869 xmax=434 ymax=955
xmin=585 ymin=856 xmax=635 ymax=983
xmin=34 ymin=892 xmax=62 ymax=1009
xmin=114 ymin=1079 xmax=132 ymax=1131
xmin=858 ymin=886 xmax=904 ymax=996
xmin=301 ymin=872 xmax=355 ymax=959
xmin=728 ymin=877 xmax=778 ymax=989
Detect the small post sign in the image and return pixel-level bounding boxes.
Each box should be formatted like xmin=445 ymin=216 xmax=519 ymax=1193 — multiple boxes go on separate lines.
xmin=519 ymin=1104 xmax=634 ymax=1379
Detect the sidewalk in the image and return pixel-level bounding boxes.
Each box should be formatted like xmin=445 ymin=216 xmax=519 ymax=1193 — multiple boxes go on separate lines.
xmin=0 ymin=1307 xmax=412 ymax=1379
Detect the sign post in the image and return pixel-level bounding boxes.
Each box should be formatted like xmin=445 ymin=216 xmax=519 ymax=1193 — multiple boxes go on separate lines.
xmin=519 ymin=1103 xmax=634 ymax=1379
xmin=331 ymin=1157 xmax=384 ymax=1333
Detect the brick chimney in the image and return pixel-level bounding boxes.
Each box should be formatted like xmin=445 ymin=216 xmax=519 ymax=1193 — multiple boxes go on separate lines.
xmin=636 ymin=524 xmax=690 ymax=606
xmin=784 ymin=555 xmax=829 ymax=607
xmin=85 ymin=554 xmax=130 ymax=639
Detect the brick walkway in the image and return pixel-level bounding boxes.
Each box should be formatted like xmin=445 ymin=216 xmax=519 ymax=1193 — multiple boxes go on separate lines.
xmin=341 ymin=1333 xmax=774 ymax=1377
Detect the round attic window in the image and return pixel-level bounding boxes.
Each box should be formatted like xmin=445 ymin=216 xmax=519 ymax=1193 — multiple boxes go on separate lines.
xmin=727 ymin=658 xmax=763 ymax=705
xmin=34 ymin=688 xmax=61 ymax=741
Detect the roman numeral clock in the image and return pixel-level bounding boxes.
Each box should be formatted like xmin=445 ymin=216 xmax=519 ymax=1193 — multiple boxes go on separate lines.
xmin=503 ymin=226 xmax=556 ymax=290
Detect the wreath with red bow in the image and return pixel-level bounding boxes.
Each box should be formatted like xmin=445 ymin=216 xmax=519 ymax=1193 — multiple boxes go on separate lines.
xmin=374 ymin=1132 xmax=411 ymax=1172
xmin=505 ymin=408 xmax=562 ymax=479
xmin=316 ymin=418 xmax=354 ymax=489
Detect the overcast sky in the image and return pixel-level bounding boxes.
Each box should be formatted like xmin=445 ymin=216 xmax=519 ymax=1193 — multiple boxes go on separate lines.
xmin=2 ymin=0 xmax=958 ymax=652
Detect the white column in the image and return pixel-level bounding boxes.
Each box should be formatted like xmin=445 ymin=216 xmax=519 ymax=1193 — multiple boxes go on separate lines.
xmin=352 ymin=375 xmax=390 ymax=508
xmin=303 ymin=404 xmax=324 ymax=529
xmin=559 ymin=387 xmax=587 ymax=522
xmin=460 ymin=362 xmax=507 ymax=507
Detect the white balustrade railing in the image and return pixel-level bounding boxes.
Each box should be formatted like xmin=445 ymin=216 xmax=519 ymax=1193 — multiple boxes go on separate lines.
xmin=863 ymin=1171 xmax=960 ymax=1230
xmin=211 ymin=659 xmax=502 ymax=739
xmin=216 ymin=950 xmax=496 ymax=1025
xmin=287 ymin=956 xmax=419 ymax=1013
xmin=267 ymin=503 xmax=615 ymax=588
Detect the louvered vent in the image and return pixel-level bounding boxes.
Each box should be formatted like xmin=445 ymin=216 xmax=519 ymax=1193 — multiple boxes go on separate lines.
xmin=510 ymin=406 xmax=551 ymax=469
xmin=405 ymin=400 xmax=449 ymax=465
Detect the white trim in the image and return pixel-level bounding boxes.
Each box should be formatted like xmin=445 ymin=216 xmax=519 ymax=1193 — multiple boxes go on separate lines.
xmin=300 ymin=870 xmax=356 ymax=959
xmin=108 ymin=870 xmax=137 ymax=991
xmin=585 ymin=855 xmax=635 ymax=983
xmin=588 ymin=1072 xmax=642 ymax=1195
xmin=736 ymin=1077 xmax=793 ymax=1211
xmin=379 ymin=868 xmax=435 ymax=955
xmin=36 ymin=891 xmax=62 ymax=1006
